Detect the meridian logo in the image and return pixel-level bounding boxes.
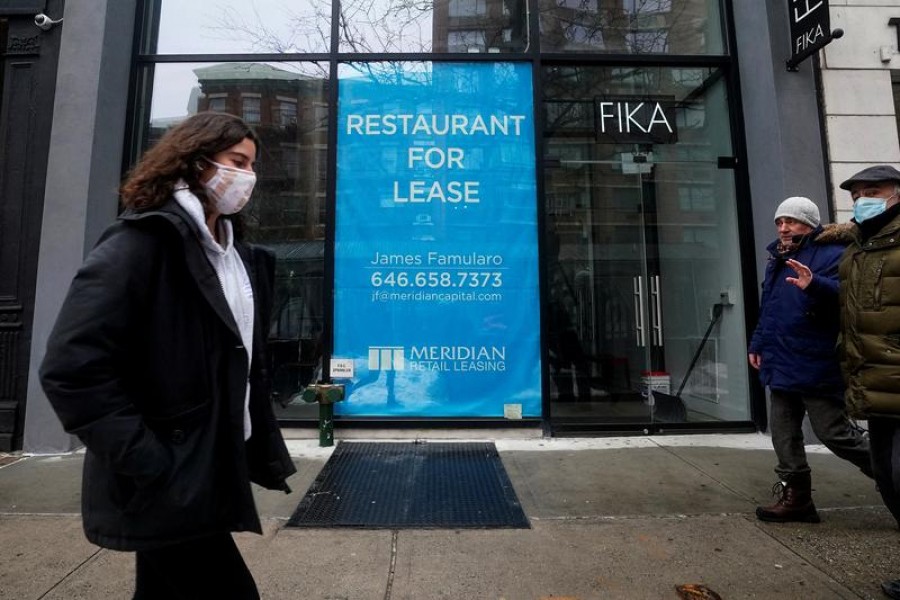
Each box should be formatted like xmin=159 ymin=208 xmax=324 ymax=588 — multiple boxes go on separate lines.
xmin=368 ymin=344 xmax=507 ymax=373
xmin=368 ymin=346 xmax=405 ymax=371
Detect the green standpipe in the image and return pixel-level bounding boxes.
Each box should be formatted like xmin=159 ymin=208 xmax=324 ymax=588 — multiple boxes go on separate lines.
xmin=319 ymin=402 xmax=334 ymax=447
xmin=301 ymin=384 xmax=345 ymax=447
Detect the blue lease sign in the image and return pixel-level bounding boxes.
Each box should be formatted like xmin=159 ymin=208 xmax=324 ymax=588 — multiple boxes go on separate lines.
xmin=333 ymin=62 xmax=541 ymax=418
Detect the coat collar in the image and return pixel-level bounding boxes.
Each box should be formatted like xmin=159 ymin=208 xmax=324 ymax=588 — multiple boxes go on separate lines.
xmin=120 ymin=200 xmax=247 ymax=343
xmin=813 ymin=222 xmax=856 ymax=245
xmin=831 ymin=211 xmax=900 ymax=249
xmin=765 ymin=223 xmax=856 ymax=256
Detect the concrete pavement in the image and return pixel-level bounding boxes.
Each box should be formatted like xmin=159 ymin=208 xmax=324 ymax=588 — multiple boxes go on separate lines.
xmin=0 ymin=433 xmax=897 ymax=599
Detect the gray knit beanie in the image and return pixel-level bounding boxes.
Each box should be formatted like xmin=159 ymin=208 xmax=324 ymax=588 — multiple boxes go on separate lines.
xmin=774 ymin=196 xmax=820 ymax=228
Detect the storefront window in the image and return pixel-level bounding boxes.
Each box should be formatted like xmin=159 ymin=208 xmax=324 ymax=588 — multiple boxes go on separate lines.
xmin=539 ymin=0 xmax=724 ymax=55
xmin=338 ymin=0 xmax=528 ymax=53
xmin=135 ymin=0 xmax=749 ymax=430
xmin=146 ymin=0 xmax=331 ymax=54
xmin=136 ymin=60 xmax=330 ymax=417
xmin=146 ymin=0 xmax=530 ymax=55
xmin=542 ymin=65 xmax=749 ymax=427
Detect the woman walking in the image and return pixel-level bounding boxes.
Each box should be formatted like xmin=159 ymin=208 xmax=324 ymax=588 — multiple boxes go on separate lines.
xmin=40 ymin=112 xmax=296 ymax=599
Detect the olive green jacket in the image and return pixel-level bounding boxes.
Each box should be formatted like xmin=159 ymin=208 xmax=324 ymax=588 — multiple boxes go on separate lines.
xmin=838 ymin=213 xmax=900 ymax=419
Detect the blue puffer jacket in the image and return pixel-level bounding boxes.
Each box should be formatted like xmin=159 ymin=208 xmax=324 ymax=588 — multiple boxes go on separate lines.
xmin=748 ymin=224 xmax=847 ymax=395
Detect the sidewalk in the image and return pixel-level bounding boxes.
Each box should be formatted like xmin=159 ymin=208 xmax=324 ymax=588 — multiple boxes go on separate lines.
xmin=0 ymin=433 xmax=896 ymax=599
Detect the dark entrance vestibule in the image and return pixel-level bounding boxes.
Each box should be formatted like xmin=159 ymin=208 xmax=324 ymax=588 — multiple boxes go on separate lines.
xmin=0 ymin=0 xmax=63 ymax=450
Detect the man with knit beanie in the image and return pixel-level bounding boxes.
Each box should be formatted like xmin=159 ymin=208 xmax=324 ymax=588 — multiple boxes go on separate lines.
xmin=834 ymin=165 xmax=900 ymax=599
xmin=749 ymin=196 xmax=872 ymax=524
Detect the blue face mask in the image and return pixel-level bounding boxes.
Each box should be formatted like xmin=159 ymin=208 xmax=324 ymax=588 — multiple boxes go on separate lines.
xmin=853 ymin=197 xmax=888 ymax=223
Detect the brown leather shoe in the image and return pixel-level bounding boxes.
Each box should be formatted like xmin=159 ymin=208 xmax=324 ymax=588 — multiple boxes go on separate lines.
xmin=755 ymin=479 xmax=821 ymax=523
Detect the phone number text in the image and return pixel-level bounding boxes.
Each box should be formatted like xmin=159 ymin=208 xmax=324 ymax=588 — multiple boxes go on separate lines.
xmin=370 ymin=271 xmax=503 ymax=288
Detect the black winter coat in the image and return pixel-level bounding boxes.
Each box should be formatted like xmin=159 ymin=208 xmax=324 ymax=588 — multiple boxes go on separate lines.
xmin=39 ymin=200 xmax=296 ymax=551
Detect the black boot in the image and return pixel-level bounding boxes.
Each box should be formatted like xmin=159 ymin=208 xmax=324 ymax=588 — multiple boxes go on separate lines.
xmin=755 ymin=476 xmax=820 ymax=523
xmin=882 ymin=579 xmax=900 ymax=599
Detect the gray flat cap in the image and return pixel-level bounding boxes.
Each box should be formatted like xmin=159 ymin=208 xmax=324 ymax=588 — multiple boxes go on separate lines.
xmin=839 ymin=165 xmax=900 ymax=191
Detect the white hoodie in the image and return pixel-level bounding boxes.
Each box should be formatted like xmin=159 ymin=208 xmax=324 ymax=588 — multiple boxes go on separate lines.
xmin=174 ymin=183 xmax=254 ymax=441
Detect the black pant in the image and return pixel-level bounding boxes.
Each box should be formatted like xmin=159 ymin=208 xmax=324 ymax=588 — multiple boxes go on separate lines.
xmin=870 ymin=418 xmax=900 ymax=528
xmin=133 ymin=532 xmax=259 ymax=600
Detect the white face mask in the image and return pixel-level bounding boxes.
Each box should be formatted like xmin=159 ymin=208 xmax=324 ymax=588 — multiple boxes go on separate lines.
xmin=202 ymin=159 xmax=257 ymax=215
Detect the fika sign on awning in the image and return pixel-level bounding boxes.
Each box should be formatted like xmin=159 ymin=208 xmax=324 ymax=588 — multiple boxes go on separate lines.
xmin=787 ymin=0 xmax=842 ymax=71
xmin=593 ymin=97 xmax=678 ymax=144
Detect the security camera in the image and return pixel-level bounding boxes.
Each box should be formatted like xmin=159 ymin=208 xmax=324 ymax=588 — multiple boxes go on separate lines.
xmin=34 ymin=13 xmax=63 ymax=31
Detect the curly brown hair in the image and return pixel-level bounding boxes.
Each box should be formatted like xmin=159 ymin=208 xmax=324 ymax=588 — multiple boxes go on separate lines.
xmin=121 ymin=112 xmax=260 ymax=212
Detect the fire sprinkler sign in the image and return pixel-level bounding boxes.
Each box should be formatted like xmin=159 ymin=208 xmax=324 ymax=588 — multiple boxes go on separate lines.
xmin=330 ymin=358 xmax=355 ymax=379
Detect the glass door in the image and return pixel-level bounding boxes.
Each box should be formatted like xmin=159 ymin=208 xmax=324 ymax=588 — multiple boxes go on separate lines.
xmin=546 ymin=159 xmax=656 ymax=423
xmin=543 ymin=65 xmax=751 ymax=430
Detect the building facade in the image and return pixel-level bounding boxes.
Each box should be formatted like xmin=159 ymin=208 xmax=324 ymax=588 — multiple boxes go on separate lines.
xmin=819 ymin=2 xmax=900 ymax=220
xmin=2 ymin=1 xmax=897 ymax=452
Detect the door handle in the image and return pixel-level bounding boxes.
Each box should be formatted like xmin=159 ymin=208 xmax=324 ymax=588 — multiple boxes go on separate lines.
xmin=633 ymin=276 xmax=646 ymax=347
xmin=650 ymin=275 xmax=663 ymax=346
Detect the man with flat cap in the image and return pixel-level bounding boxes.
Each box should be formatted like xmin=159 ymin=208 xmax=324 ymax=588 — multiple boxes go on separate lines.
xmin=750 ymin=196 xmax=872 ymax=524
xmin=836 ymin=164 xmax=900 ymax=599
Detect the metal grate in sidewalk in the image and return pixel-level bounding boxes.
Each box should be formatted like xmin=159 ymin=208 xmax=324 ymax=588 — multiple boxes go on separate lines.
xmin=286 ymin=441 xmax=530 ymax=529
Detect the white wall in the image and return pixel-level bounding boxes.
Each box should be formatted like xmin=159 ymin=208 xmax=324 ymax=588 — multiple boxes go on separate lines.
xmin=823 ymin=2 xmax=900 ymax=221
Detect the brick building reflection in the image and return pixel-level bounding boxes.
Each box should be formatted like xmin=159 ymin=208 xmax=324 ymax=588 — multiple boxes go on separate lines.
xmin=151 ymin=62 xmax=330 ymax=409
xmin=193 ymin=62 xmax=329 ymax=243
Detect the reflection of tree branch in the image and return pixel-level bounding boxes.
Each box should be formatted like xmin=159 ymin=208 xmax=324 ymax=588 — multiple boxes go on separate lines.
xmin=337 ymin=0 xmax=372 ymax=53
xmin=211 ymin=4 xmax=298 ymax=52
xmin=210 ymin=0 xmax=532 ymax=55
xmin=338 ymin=0 xmax=434 ymax=54
xmin=386 ymin=0 xmax=433 ymax=12
xmin=539 ymin=0 xmax=701 ymax=54
xmin=209 ymin=0 xmax=330 ymax=66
